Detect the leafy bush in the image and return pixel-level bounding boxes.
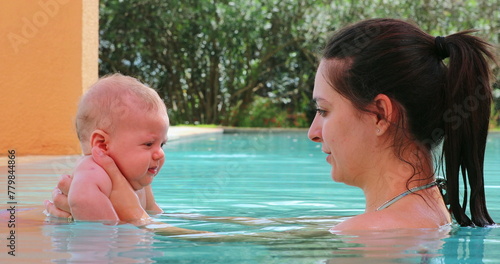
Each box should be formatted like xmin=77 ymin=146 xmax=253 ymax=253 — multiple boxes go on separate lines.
xmin=235 ymin=96 xmax=309 ymax=128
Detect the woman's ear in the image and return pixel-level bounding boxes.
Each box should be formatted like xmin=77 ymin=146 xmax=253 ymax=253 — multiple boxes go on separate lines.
xmin=90 ymin=129 xmax=110 ymax=153
xmin=371 ymin=94 xmax=395 ymax=135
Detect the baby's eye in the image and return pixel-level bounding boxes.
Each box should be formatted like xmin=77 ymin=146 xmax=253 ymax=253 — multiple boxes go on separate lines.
xmin=316 ymin=108 xmax=327 ymax=117
xmin=144 ymin=142 xmax=153 ymax=147
xmin=161 ymin=142 xmax=166 ymax=148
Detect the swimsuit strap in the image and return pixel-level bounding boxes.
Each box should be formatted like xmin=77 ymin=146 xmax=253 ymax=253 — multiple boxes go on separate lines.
xmin=376 ymin=181 xmax=439 ymax=211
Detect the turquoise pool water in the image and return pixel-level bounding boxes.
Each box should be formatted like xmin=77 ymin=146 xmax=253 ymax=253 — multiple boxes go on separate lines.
xmin=2 ymin=131 xmax=499 ymax=263
xmin=148 ymin=131 xmax=500 ymax=263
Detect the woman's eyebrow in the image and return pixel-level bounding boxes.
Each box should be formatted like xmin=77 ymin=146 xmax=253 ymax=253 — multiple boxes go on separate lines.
xmin=312 ymin=97 xmax=328 ymax=104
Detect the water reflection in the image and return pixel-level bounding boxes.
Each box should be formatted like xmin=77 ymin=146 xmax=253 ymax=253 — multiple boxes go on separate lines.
xmin=441 ymin=226 xmax=499 ymax=264
xmin=323 ymin=227 xmax=450 ymax=263
xmin=43 ymin=222 xmax=162 ymax=263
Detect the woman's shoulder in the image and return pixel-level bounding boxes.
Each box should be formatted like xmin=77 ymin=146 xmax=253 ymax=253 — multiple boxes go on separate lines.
xmin=331 ymin=211 xmax=399 ymax=231
xmin=331 ymin=208 xmax=440 ymax=232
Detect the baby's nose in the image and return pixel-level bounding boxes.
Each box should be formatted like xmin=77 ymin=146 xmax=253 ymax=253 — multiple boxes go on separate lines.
xmin=153 ymin=148 xmax=165 ymax=161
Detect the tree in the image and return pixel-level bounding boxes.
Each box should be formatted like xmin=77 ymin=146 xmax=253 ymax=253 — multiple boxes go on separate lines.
xmin=98 ymin=0 xmax=499 ymax=127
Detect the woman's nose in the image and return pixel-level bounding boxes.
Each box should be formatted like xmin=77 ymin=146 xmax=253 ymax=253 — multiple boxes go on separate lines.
xmin=308 ymin=115 xmax=322 ymax=143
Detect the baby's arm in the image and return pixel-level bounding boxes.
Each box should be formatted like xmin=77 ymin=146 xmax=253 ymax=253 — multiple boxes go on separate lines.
xmin=68 ymin=158 xmax=119 ymax=221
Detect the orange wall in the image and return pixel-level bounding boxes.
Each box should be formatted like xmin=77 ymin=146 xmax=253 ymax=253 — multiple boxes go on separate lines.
xmin=0 ymin=0 xmax=98 ymax=155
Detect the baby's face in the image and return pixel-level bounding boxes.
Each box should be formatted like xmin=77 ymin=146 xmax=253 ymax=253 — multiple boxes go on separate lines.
xmin=106 ymin=110 xmax=169 ymax=190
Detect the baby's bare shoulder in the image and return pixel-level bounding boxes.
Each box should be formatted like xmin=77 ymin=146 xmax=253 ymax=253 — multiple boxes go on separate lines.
xmin=72 ymin=156 xmax=112 ymax=194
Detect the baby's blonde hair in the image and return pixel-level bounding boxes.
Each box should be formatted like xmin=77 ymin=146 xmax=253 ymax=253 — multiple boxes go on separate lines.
xmin=75 ymin=73 xmax=167 ymax=153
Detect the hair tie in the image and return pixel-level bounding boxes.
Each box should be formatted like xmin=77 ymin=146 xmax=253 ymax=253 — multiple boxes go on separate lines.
xmin=435 ymin=36 xmax=449 ymax=60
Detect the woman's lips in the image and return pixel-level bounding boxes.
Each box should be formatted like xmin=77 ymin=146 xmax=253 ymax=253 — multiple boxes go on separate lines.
xmin=322 ymin=149 xmax=332 ymax=164
xmin=326 ymin=154 xmax=331 ymax=164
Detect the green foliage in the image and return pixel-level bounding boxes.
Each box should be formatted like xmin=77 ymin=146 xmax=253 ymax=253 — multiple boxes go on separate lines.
xmin=236 ymin=96 xmax=309 ymax=127
xmin=98 ymin=0 xmax=500 ymax=127
xmin=175 ymin=124 xmax=219 ymax=128
xmin=493 ymin=85 xmax=500 ymax=128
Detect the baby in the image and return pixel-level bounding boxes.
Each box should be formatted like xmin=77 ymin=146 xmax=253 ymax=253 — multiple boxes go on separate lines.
xmin=68 ymin=74 xmax=168 ymax=221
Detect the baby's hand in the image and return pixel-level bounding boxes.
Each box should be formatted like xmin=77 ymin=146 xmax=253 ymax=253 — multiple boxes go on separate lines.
xmin=91 ymin=147 xmax=151 ymax=225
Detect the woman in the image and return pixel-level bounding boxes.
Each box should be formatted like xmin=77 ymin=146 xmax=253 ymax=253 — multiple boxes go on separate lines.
xmin=308 ymin=18 xmax=495 ymax=229
xmin=46 ymin=18 xmax=496 ymax=231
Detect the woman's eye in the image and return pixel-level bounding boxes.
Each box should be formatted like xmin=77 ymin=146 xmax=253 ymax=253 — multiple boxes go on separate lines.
xmin=316 ymin=108 xmax=327 ymax=117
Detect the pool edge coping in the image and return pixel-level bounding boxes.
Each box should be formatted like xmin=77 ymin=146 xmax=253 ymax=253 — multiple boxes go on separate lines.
xmin=4 ymin=127 xmax=498 ymax=163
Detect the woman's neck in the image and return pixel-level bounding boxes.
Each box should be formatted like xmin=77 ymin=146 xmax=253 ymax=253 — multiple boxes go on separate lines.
xmin=362 ymin=144 xmax=435 ymax=212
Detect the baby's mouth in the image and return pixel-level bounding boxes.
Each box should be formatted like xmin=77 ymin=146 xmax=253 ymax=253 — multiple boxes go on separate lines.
xmin=148 ymin=166 xmax=158 ymax=175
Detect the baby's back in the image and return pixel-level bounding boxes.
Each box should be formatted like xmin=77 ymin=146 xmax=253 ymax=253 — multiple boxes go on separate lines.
xmin=68 ymin=155 xmax=116 ymax=221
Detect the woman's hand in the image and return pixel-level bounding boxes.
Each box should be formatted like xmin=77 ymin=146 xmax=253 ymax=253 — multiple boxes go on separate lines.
xmin=91 ymin=146 xmax=151 ymax=225
xmin=44 ymin=174 xmax=73 ymax=218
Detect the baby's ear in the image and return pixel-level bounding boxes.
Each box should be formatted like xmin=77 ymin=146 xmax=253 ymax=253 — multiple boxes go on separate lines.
xmin=90 ymin=130 xmax=109 ymax=153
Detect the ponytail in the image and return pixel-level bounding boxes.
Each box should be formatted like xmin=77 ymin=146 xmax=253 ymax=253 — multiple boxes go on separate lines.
xmin=440 ymin=31 xmax=496 ymax=226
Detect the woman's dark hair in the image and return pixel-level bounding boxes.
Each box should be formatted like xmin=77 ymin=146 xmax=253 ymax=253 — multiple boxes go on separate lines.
xmin=322 ymin=18 xmax=495 ymax=227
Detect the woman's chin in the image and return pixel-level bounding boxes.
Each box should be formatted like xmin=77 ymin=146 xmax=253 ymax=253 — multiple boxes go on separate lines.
xmin=330 ymin=170 xmax=342 ymax=183
xmin=331 ymin=177 xmax=342 ymax=183
xmin=331 ymin=167 xmax=350 ymax=184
